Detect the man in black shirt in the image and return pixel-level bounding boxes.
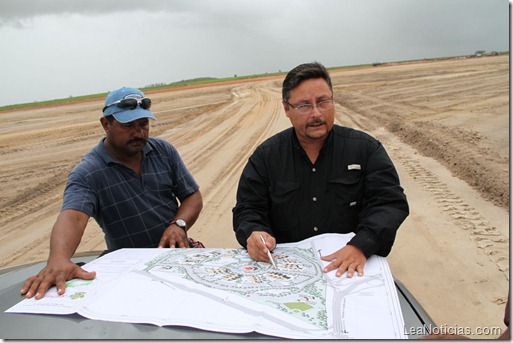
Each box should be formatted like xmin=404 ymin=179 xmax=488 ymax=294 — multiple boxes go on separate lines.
xmin=232 ymin=62 xmax=409 ymax=278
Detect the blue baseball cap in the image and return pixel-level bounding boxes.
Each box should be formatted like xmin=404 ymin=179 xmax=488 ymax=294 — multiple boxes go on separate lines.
xmin=102 ymin=87 xmax=157 ymax=123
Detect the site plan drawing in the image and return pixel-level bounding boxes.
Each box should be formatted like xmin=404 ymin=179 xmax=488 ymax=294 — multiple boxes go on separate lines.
xmin=6 ymin=233 xmax=406 ymax=339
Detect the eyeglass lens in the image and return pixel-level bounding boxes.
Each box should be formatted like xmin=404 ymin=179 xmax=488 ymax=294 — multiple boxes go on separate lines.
xmin=294 ymin=99 xmax=333 ymax=114
xmin=117 ymin=98 xmax=151 ymax=110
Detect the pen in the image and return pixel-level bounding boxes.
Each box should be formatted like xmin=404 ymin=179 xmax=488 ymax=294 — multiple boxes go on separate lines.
xmin=260 ymin=234 xmax=277 ymax=269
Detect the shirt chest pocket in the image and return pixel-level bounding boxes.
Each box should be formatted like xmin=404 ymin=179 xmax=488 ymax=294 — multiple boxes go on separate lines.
xmin=327 ymin=171 xmax=363 ymax=207
xmin=270 ymin=181 xmax=300 ymax=205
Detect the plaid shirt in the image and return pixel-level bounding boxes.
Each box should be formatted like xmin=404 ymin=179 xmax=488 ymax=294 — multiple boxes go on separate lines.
xmin=62 ymin=137 xmax=199 ymax=250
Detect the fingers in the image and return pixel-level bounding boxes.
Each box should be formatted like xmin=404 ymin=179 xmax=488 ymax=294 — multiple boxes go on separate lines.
xmin=176 ymin=237 xmax=190 ymax=248
xmin=55 ymin=274 xmax=68 ymax=296
xmin=323 ymin=259 xmax=365 ymax=278
xmin=247 ymin=232 xmax=275 ymax=262
xmin=321 ymin=245 xmax=366 ymax=278
xmin=247 ymin=240 xmax=268 ymax=262
xmin=158 ymin=227 xmax=189 ymax=248
xmin=340 ymin=261 xmax=364 ymax=278
xmin=159 ymin=238 xmax=188 ymax=248
xmin=20 ymin=275 xmax=37 ymax=295
xmin=75 ymin=269 xmax=97 ymax=281
xmin=21 ymin=265 xmax=97 ymax=300
xmin=20 ymin=275 xmax=44 ymax=299
xmin=158 ymin=233 xmax=175 ymax=248
xmin=22 ymin=272 xmax=60 ymax=299
xmin=355 ymin=264 xmax=364 ymax=277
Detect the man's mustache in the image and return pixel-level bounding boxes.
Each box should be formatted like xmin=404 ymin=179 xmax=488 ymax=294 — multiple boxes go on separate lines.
xmin=308 ymin=119 xmax=325 ymax=126
xmin=127 ymin=138 xmax=147 ymax=144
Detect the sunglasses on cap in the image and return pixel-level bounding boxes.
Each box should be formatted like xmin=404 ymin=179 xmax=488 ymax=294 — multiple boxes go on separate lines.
xmin=102 ymin=97 xmax=152 ymax=113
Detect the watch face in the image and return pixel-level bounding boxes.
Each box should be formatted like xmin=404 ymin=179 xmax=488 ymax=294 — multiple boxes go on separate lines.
xmin=175 ymin=219 xmax=186 ymax=229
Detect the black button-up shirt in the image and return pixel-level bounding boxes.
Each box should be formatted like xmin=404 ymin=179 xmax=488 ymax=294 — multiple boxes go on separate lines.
xmin=232 ymin=125 xmax=409 ymax=257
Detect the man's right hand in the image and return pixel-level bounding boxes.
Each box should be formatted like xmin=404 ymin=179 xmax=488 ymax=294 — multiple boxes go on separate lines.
xmin=20 ymin=259 xmax=96 ymax=300
xmin=247 ymin=231 xmax=276 ymax=262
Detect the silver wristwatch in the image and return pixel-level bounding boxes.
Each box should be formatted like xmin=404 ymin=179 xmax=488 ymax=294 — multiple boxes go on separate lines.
xmin=173 ymin=219 xmax=187 ymax=231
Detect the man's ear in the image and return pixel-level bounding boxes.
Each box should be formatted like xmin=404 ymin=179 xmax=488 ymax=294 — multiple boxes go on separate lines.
xmin=282 ymin=100 xmax=291 ymax=118
xmin=100 ymin=116 xmax=109 ymax=132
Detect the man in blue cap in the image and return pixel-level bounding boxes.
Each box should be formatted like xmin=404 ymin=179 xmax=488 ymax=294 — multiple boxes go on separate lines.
xmin=21 ymin=87 xmax=203 ymax=300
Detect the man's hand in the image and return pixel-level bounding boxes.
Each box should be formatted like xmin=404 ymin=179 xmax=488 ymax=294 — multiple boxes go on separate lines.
xmin=158 ymin=224 xmax=189 ymax=248
xmin=320 ymin=245 xmax=366 ymax=277
xmin=20 ymin=259 xmax=96 ymax=300
xmin=247 ymin=231 xmax=276 ymax=262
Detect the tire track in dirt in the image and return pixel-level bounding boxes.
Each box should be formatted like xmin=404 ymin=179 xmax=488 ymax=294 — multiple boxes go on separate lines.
xmin=392 ymin=146 xmax=509 ymax=280
xmin=388 ymin=120 xmax=508 ymax=209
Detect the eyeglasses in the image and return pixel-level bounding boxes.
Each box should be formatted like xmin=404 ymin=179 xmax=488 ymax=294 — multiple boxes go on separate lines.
xmin=102 ymin=97 xmax=152 ymax=113
xmin=285 ymin=98 xmax=334 ymax=115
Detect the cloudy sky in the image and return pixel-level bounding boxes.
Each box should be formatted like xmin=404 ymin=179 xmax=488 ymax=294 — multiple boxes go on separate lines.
xmin=0 ymin=0 xmax=509 ymax=107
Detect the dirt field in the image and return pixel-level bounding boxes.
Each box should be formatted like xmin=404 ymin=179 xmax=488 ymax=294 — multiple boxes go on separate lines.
xmin=0 ymin=55 xmax=509 ymax=338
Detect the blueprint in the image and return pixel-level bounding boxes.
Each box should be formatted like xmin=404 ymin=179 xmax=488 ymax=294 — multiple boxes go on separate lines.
xmin=6 ymin=233 xmax=406 ymax=339
xmin=146 ymin=247 xmax=328 ymax=329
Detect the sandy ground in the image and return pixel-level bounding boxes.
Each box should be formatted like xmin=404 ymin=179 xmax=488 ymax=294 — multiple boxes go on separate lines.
xmin=0 ymin=55 xmax=509 ymax=338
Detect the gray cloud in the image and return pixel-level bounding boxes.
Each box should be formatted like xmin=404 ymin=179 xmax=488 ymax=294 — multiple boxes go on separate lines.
xmin=0 ymin=0 xmax=198 ymax=28
xmin=0 ymin=0 xmax=508 ymax=106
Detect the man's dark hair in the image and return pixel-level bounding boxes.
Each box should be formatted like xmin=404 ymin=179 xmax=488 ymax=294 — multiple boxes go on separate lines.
xmin=282 ymin=62 xmax=333 ymax=102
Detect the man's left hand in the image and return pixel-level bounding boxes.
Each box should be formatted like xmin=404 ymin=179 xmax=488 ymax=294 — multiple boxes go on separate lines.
xmin=320 ymin=245 xmax=366 ymax=277
xmin=158 ymin=224 xmax=189 ymax=248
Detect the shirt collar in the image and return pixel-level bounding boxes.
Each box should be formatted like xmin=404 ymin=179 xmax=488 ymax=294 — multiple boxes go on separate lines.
xmin=95 ymin=137 xmax=153 ymax=165
xmin=321 ymin=129 xmax=334 ymax=155
xmin=291 ymin=128 xmax=334 ymax=156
